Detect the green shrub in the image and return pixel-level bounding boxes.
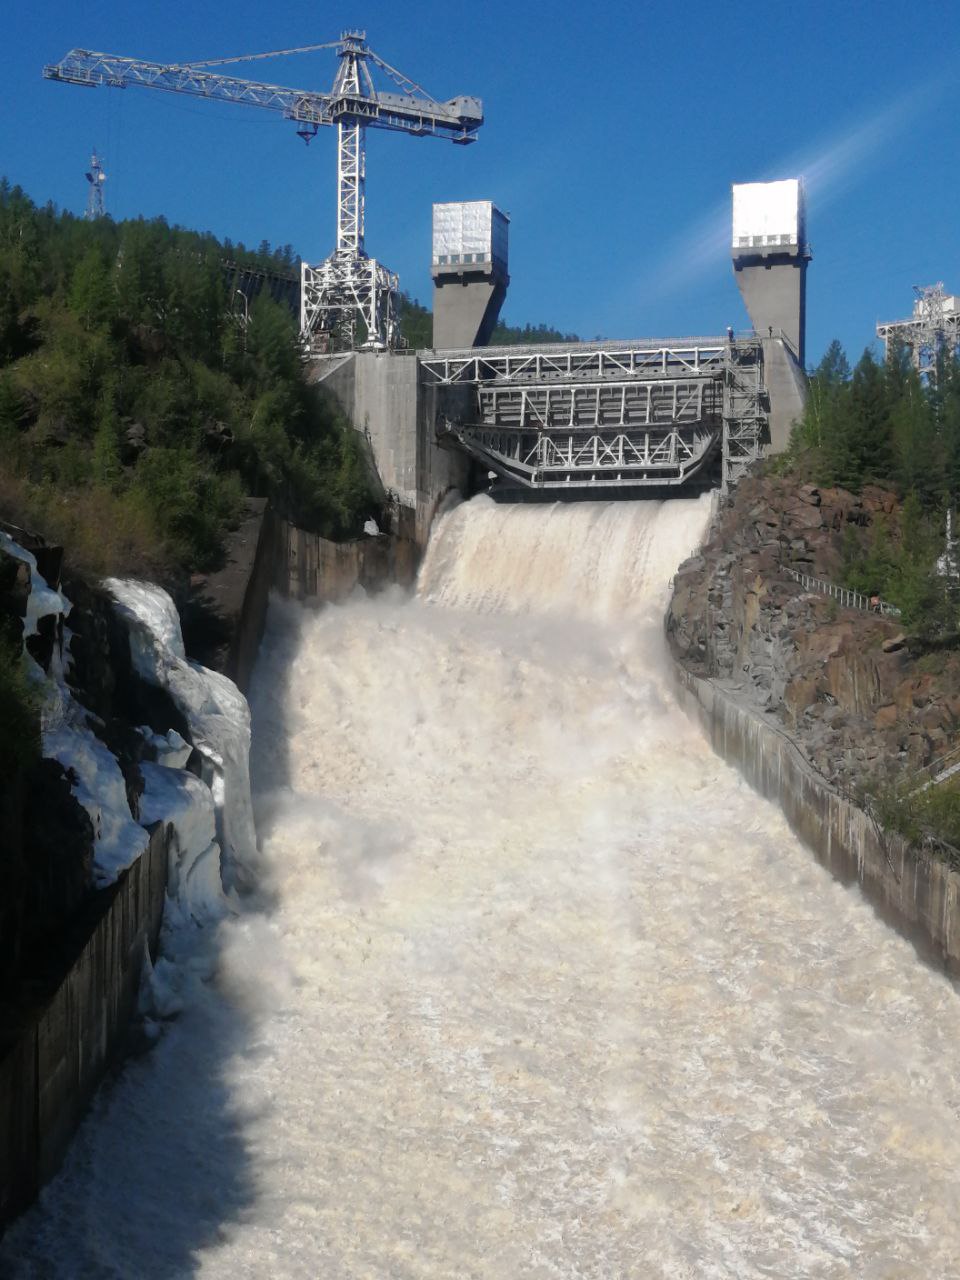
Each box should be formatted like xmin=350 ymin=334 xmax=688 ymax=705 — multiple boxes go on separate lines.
xmin=0 ymin=638 xmax=39 ymax=772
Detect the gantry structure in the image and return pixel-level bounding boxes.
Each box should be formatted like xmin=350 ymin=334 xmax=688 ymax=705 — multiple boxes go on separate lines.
xmin=423 ymin=335 xmax=766 ymax=493
xmin=44 ymin=33 xmax=482 ymax=351
xmin=877 ymin=284 xmax=960 ymax=380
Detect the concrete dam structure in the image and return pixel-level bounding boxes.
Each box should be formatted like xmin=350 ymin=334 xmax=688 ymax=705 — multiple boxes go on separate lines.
xmin=314 ymin=180 xmax=809 ymax=534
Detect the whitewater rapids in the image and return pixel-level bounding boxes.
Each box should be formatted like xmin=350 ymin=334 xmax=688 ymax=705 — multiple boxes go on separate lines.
xmin=6 ymin=495 xmax=960 ymax=1278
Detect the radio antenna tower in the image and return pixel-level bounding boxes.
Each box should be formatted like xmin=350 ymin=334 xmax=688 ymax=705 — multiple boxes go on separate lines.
xmin=84 ymin=150 xmax=106 ymax=219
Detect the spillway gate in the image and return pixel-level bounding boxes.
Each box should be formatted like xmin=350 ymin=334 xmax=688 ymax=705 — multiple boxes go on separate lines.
xmin=422 ymin=336 xmax=766 ymax=493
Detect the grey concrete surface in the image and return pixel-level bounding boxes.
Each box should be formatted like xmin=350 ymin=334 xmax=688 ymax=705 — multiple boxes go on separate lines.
xmin=674 ymin=665 xmax=960 ymax=978
xmin=432 ymin=271 xmax=507 ymax=348
xmin=310 ymin=353 xmax=473 ymax=548
xmin=760 ymin=336 xmax=808 ymax=453
xmin=732 ymin=254 xmax=809 ymax=452
xmin=1 ymin=822 xmax=170 ymax=1227
xmin=733 ymin=255 xmax=807 ymax=363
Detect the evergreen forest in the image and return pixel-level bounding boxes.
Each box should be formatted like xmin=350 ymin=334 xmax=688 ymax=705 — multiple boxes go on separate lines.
xmin=788 ymin=340 xmax=960 ymax=634
xmin=396 ymin=293 xmax=578 ymax=350
xmin=0 ymin=180 xmax=375 ymax=580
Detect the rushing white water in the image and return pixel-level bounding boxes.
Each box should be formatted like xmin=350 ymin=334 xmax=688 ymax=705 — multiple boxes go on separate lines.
xmin=6 ymin=495 xmax=960 ymax=1278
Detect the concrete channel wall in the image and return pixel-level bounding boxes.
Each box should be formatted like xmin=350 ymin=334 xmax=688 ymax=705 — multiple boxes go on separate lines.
xmin=674 ymin=665 xmax=960 ymax=977
xmin=271 ymin=513 xmax=418 ymax=603
xmin=0 ymin=822 xmax=171 ymax=1228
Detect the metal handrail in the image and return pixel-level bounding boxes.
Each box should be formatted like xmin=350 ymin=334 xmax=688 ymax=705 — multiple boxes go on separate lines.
xmin=421 ymin=335 xmax=729 ymax=358
xmin=782 ymin=566 xmax=901 ymax=617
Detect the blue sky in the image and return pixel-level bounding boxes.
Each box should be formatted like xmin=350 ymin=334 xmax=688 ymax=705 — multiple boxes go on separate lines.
xmin=4 ymin=1 xmax=957 ymax=365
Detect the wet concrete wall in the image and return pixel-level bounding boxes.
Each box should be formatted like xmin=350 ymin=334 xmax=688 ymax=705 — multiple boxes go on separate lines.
xmin=184 ymin=498 xmax=271 ymax=695
xmin=0 ymin=822 xmax=170 ymax=1229
xmin=271 ymin=514 xmax=418 ymax=603
xmin=674 ymin=665 xmax=960 ymax=977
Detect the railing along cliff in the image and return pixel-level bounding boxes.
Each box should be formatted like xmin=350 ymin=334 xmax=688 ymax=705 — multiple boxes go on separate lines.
xmin=783 ymin=566 xmax=901 ymax=617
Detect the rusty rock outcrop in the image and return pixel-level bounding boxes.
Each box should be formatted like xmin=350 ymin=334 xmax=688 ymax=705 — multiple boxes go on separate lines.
xmin=667 ymin=474 xmax=959 ymax=793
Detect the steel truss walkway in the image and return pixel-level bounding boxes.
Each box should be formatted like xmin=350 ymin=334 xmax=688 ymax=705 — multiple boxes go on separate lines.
xmin=425 ymin=338 xmax=766 ymax=492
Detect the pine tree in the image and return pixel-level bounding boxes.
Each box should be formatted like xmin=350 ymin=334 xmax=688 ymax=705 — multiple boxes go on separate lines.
xmin=68 ymin=247 xmax=115 ymax=330
xmin=92 ymin=374 xmax=123 ymax=486
xmin=796 ymin=340 xmax=850 ymax=454
xmin=841 ymin=349 xmax=893 ymax=487
xmin=891 ymin=369 xmax=944 ymax=505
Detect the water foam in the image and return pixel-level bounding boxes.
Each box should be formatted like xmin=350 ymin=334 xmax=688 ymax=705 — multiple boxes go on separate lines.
xmin=6 ymin=495 xmax=960 ymax=1278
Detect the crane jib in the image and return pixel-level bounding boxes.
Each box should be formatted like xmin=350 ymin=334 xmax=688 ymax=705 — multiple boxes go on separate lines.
xmin=42 ymin=50 xmax=482 ymax=136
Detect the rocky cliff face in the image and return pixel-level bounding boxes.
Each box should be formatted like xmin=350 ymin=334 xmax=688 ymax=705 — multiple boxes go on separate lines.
xmin=0 ymin=522 xmax=207 ymax=1004
xmin=666 ymin=475 xmax=959 ymax=794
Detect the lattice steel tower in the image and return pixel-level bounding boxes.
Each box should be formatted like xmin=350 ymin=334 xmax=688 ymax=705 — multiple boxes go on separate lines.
xmin=877 ymin=284 xmax=960 ymax=380
xmin=84 ymin=150 xmax=106 ymax=220
xmin=45 ymin=33 xmax=483 ymax=351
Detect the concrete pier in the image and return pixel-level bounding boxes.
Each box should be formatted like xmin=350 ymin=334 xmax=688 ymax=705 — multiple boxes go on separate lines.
xmin=731 ymin=178 xmax=810 ymax=451
xmin=310 ymin=351 xmax=474 ymax=546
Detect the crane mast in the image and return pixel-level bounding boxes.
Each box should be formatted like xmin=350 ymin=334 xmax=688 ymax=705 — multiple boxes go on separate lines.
xmin=44 ymin=32 xmax=483 ymax=351
xmin=333 ymin=35 xmax=368 ymax=256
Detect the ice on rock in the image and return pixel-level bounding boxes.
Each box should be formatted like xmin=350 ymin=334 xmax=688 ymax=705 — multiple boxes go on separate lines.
xmin=105 ymin=578 xmax=258 ymax=890
xmin=140 ymin=762 xmax=227 ymax=921
xmin=0 ymin=529 xmax=71 ymax=639
xmin=138 ymin=944 xmax=185 ymax=1021
xmin=1 ymin=533 xmax=147 ymax=886
xmin=43 ymin=717 xmax=149 ymax=886
xmin=139 ymin=726 xmax=193 ymax=769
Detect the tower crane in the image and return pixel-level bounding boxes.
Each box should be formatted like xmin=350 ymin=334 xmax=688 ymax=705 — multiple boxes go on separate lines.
xmin=44 ymin=33 xmax=483 ymax=351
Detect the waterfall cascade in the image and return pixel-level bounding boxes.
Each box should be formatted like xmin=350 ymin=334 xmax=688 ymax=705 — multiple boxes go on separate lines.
xmin=5 ymin=495 xmax=960 ymax=1278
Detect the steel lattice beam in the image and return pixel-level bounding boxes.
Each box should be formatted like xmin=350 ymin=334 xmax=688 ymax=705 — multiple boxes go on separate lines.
xmin=877 ymin=285 xmax=960 ymax=381
xmin=419 ymin=340 xmax=727 ymax=386
xmin=429 ymin=335 xmax=765 ymax=495
xmin=478 ymin=378 xmax=722 ymax=429
xmin=42 ymin=47 xmax=482 ymax=140
xmin=438 ymin=422 xmax=721 ymax=489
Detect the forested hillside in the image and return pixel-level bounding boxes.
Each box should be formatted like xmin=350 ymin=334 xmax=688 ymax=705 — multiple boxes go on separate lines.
xmin=0 ymin=181 xmax=373 ymax=579
xmin=396 ymin=293 xmax=578 ymax=349
xmin=786 ymin=342 xmax=960 ymax=632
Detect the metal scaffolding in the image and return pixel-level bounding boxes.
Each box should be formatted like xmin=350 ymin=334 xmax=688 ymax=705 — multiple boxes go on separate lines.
xmin=877 ymin=284 xmax=960 ymax=380
xmin=420 ymin=339 xmax=727 ymax=386
xmin=722 ymin=338 xmax=766 ymax=489
xmin=430 ymin=338 xmax=765 ymax=493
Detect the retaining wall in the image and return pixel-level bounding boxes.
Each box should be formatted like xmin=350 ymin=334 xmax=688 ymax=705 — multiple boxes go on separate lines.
xmin=271 ymin=514 xmax=418 ymax=603
xmin=0 ymin=822 xmax=170 ymax=1229
xmin=674 ymin=665 xmax=960 ymax=977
